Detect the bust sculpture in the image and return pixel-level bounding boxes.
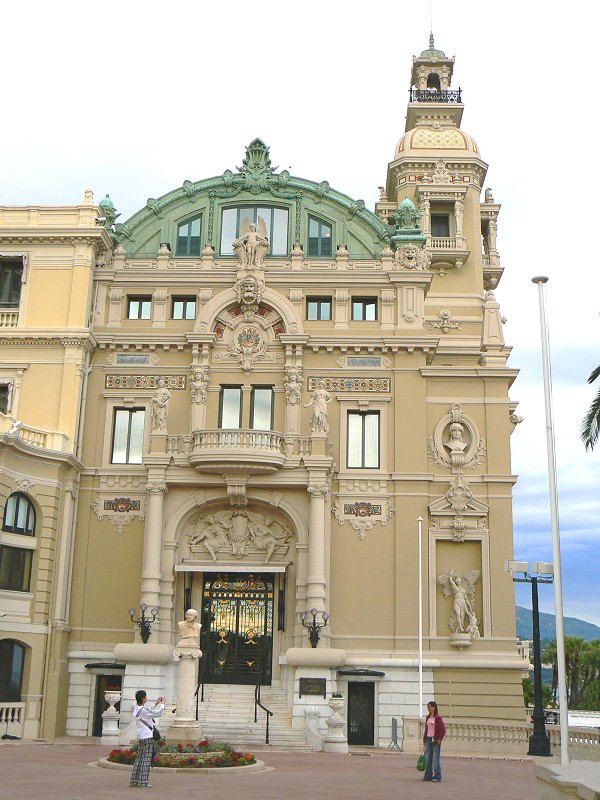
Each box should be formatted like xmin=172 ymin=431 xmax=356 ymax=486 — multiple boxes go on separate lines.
xmin=177 ymin=608 xmax=201 ymax=646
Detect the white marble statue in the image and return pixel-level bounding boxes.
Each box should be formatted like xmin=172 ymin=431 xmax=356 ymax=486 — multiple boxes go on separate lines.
xmin=304 ymin=380 xmax=332 ymax=433
xmin=151 ymin=379 xmax=171 ymax=431
xmin=177 ymin=608 xmax=201 ymax=646
xmin=438 ymin=569 xmax=480 ymax=638
xmin=232 ymin=218 xmax=269 ymax=268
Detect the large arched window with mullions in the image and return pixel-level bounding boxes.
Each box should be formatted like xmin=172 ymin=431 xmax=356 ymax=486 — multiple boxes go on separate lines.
xmin=1 ymin=493 xmax=36 ymax=593
xmin=220 ymin=206 xmax=289 ymax=256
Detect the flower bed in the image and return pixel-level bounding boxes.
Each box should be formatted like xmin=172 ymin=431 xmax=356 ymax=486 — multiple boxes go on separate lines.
xmin=107 ymin=739 xmax=255 ymax=769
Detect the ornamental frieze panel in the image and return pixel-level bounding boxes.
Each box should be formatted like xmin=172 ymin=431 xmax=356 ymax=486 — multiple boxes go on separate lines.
xmin=308 ymin=377 xmax=391 ymax=392
xmin=332 ymin=498 xmax=395 ymax=541
xmin=105 ymin=375 xmax=186 ymax=389
xmin=187 ymin=509 xmax=292 ymax=564
xmin=429 ymin=473 xmax=489 ymax=543
xmin=91 ymin=493 xmax=146 ymax=536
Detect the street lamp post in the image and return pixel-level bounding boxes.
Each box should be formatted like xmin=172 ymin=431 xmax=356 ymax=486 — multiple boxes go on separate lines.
xmin=505 ymin=560 xmax=553 ymax=757
xmin=129 ymin=603 xmax=158 ymax=644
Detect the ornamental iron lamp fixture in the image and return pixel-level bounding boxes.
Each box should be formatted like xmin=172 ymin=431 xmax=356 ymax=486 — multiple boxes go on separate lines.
xmin=129 ymin=603 xmax=158 ymax=644
xmin=300 ymin=607 xmax=329 ymax=648
xmin=505 ymin=560 xmax=554 ymax=757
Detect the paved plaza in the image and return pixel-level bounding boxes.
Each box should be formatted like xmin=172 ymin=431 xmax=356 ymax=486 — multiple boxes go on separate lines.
xmin=0 ymin=739 xmax=537 ymax=800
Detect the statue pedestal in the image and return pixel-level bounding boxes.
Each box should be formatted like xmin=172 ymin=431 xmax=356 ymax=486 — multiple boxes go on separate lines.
xmin=167 ymin=645 xmax=202 ymax=741
xmin=450 ymin=632 xmax=472 ymax=649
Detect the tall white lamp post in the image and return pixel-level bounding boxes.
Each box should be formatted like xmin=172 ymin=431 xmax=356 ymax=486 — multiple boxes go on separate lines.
xmin=417 ymin=515 xmax=423 ymax=720
xmin=532 ymin=276 xmax=569 ymax=765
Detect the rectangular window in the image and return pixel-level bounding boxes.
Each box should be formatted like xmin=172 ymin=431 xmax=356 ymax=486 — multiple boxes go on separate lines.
xmin=308 ymin=216 xmax=333 ymax=256
xmin=111 ymin=408 xmax=145 ymax=464
xmin=0 ymin=384 xmax=10 ymax=414
xmin=347 ymin=411 xmax=380 ymax=468
xmin=176 ymin=216 xmax=202 ymax=256
xmin=172 ymin=296 xmax=197 ymax=319
xmin=351 ymin=297 xmax=377 ymax=321
xmin=431 ymin=214 xmax=450 ymax=237
xmin=127 ymin=296 xmax=152 ymax=320
xmin=219 ymin=387 xmax=242 ymax=428
xmin=0 ymin=546 xmax=32 ymax=592
xmin=0 ymin=260 xmax=23 ymax=308
xmin=250 ymin=387 xmax=273 ymax=430
xmin=220 ymin=207 xmax=289 ymax=256
xmin=306 ymin=297 xmax=332 ymax=321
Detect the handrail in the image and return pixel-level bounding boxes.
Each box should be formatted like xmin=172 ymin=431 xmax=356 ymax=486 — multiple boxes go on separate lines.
xmin=254 ymin=682 xmax=273 ymax=745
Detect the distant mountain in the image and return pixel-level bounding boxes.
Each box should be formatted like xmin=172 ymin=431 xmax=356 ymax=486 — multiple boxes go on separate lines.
xmin=516 ymin=605 xmax=600 ymax=642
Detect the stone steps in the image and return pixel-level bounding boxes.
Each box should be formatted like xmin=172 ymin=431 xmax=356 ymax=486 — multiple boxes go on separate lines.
xmin=195 ymin=684 xmax=309 ymax=749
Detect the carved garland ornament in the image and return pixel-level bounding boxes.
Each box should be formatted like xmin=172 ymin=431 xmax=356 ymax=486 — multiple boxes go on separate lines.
xmin=91 ymin=494 xmax=146 ymax=536
xmin=332 ymin=499 xmax=395 ymax=541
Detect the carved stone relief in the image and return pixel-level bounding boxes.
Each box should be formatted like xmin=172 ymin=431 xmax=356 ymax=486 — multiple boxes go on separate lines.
xmin=190 ymin=367 xmax=209 ymax=404
xmin=427 ymin=403 xmax=486 ymax=473
xmin=394 ymin=243 xmax=432 ymax=271
xmin=428 ymin=310 xmax=460 ymax=334
xmin=332 ymin=498 xmax=395 ymax=541
xmin=91 ymin=494 xmax=146 ymax=536
xmin=284 ymin=366 xmax=302 ymax=405
xmin=187 ymin=509 xmax=292 ymax=564
xmin=234 ymin=274 xmax=265 ymax=320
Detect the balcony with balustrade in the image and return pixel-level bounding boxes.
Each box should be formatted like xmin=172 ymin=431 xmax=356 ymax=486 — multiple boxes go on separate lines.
xmin=185 ymin=428 xmax=287 ymax=474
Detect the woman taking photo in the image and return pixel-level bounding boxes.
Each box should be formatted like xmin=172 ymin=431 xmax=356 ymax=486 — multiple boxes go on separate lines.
xmin=422 ymin=700 xmax=445 ymax=782
xmin=130 ymin=690 xmax=165 ymax=788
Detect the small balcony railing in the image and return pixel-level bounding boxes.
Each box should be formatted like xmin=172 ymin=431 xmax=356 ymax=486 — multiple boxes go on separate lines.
xmin=0 ymin=308 xmax=19 ymax=327
xmin=429 ymin=236 xmax=456 ymax=250
xmin=409 ymin=88 xmax=462 ymax=103
xmin=0 ymin=702 xmax=25 ymax=738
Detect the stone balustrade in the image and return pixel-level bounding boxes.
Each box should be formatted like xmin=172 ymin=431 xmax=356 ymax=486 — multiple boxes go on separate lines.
xmin=0 ymin=414 xmax=71 ymax=452
xmin=0 ymin=702 xmax=25 ymax=738
xmin=0 ymin=308 xmax=19 ymax=327
xmin=429 ymin=236 xmax=457 ymax=250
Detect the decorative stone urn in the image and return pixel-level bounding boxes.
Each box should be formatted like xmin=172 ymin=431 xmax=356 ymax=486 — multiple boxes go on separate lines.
xmin=323 ymin=693 xmax=348 ymax=753
xmin=101 ymin=690 xmax=122 ymax=745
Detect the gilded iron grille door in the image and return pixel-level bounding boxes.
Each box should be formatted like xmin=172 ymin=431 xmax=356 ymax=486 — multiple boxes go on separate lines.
xmin=200 ymin=574 xmax=274 ymax=685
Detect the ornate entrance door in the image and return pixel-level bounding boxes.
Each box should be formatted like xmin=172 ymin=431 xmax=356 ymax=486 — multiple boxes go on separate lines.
xmin=200 ymin=574 xmax=273 ymax=685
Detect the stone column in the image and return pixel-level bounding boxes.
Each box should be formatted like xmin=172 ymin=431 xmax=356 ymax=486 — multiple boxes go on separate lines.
xmin=168 ymin=645 xmax=202 ymax=741
xmin=420 ymin=199 xmax=431 ymax=236
xmin=306 ymin=483 xmax=328 ymax=611
xmin=141 ymin=480 xmax=167 ymax=612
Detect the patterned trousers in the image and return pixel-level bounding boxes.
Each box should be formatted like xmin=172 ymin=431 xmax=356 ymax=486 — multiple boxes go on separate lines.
xmin=130 ymin=738 xmax=154 ymax=786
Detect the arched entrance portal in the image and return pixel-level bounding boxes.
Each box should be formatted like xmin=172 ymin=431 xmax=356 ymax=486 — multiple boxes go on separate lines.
xmin=199 ymin=573 xmax=274 ymax=685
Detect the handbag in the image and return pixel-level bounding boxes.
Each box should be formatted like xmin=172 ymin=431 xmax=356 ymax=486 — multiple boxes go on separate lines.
xmin=137 ymin=710 xmax=161 ymax=741
xmin=416 ymin=753 xmax=426 ymax=771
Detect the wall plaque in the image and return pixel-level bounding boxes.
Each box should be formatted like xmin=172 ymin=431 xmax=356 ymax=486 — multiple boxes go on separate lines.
xmin=299 ymin=677 xmax=327 ymax=698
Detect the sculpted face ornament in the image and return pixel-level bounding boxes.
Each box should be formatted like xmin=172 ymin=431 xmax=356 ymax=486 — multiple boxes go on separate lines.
xmin=395 ymin=243 xmax=431 ymax=271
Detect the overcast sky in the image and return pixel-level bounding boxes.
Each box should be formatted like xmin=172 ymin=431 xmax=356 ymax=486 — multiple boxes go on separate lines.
xmin=3 ymin=1 xmax=599 ymax=626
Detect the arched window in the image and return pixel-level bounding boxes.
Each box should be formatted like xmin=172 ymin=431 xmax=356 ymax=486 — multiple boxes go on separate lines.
xmin=308 ymin=216 xmax=333 ymax=256
xmin=2 ymin=492 xmax=35 ymax=536
xmin=2 ymin=493 xmax=35 ymax=535
xmin=0 ymin=639 xmax=25 ymax=701
xmin=176 ymin=215 xmax=202 ymax=256
xmin=426 ymin=72 xmax=441 ymax=91
xmin=220 ymin=206 xmax=289 ymax=256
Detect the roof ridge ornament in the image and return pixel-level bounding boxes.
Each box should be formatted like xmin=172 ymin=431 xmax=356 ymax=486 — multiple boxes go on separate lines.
xmin=237 ymin=138 xmax=277 ymax=194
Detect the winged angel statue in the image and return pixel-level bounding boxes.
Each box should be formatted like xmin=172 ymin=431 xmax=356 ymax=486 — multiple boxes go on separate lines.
xmin=438 ymin=569 xmax=480 ymax=638
xmin=233 ymin=216 xmax=269 ymax=268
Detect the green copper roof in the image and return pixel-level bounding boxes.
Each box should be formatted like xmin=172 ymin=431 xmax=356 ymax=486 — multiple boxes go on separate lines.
xmin=419 ymin=32 xmax=447 ymax=59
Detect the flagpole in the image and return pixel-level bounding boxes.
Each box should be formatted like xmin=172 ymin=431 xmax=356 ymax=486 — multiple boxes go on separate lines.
xmin=417 ymin=515 xmax=423 ymax=719
xmin=532 ymin=276 xmax=569 ymax=765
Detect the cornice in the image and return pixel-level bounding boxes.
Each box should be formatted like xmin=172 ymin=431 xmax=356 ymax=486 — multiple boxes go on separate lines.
xmin=420 ymin=366 xmax=519 ymax=378
xmin=0 ymin=228 xmax=113 ymax=249
xmin=0 ymin=331 xmax=96 ymax=349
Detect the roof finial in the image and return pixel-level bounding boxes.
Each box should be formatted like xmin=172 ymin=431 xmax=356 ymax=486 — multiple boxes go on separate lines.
xmin=429 ymin=31 xmax=435 ymax=50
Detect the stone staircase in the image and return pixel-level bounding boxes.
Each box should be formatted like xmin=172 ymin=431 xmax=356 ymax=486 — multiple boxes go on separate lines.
xmin=194 ymin=684 xmax=310 ymax=749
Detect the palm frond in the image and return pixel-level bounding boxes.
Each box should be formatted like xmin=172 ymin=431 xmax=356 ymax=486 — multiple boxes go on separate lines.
xmin=581 ymin=372 xmax=600 ymax=451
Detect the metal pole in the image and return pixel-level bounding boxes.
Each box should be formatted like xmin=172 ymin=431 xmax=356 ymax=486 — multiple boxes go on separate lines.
xmin=528 ymin=577 xmax=551 ymax=756
xmin=532 ymin=276 xmax=569 ymax=765
xmin=417 ymin=516 xmax=423 ymax=719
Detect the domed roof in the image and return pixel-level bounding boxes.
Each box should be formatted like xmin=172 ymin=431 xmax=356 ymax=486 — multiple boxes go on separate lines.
xmin=419 ymin=33 xmax=447 ymax=59
xmin=395 ymin=126 xmax=479 ymax=157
